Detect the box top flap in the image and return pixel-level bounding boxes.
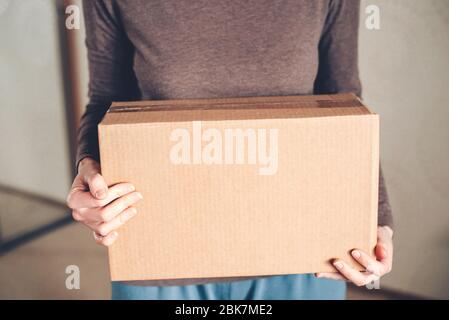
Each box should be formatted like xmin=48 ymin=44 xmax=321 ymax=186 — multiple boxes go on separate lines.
xmin=100 ymin=93 xmax=374 ymax=125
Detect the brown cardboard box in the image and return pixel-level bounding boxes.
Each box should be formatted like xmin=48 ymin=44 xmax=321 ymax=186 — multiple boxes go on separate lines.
xmin=98 ymin=93 xmax=379 ymax=281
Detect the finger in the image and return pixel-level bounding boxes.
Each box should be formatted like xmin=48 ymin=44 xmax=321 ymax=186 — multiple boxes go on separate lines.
xmin=100 ymin=192 xmax=143 ymax=222
xmin=379 ymin=225 xmax=394 ymax=239
xmin=93 ymin=230 xmax=103 ymax=242
xmin=376 ymin=226 xmax=394 ymax=272
xmin=94 ymin=230 xmax=119 ymax=247
xmin=375 ymin=244 xmax=388 ymax=261
xmin=333 ymin=260 xmax=373 ymax=287
xmin=73 ymin=188 xmax=140 ymax=223
xmin=375 ymin=243 xmax=393 ymax=274
xmin=96 ymin=207 xmax=138 ymax=236
xmin=85 ymin=171 xmax=108 ymax=199
xmin=67 ymin=182 xmax=135 ymax=209
xmin=71 ymin=209 xmax=84 ymax=222
xmin=78 ymin=207 xmax=108 ymax=225
xmin=317 ymin=271 xmax=380 ymax=283
xmin=351 ymin=249 xmax=384 ymax=276
xmin=315 ymin=272 xmax=347 ymax=281
xmin=98 ymin=183 xmax=137 ymax=209
xmin=67 ymin=175 xmax=87 ymax=208
xmin=70 ymin=188 xmax=139 ymax=224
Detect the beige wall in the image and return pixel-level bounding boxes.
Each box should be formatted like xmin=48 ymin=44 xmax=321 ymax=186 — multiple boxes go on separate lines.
xmin=0 ymin=0 xmax=72 ymax=202
xmin=0 ymin=0 xmax=88 ymax=202
xmin=359 ymin=0 xmax=449 ymax=298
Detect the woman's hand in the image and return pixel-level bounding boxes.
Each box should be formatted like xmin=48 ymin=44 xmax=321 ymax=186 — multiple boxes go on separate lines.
xmin=315 ymin=226 xmax=394 ymax=286
xmin=66 ymin=157 xmax=143 ymax=246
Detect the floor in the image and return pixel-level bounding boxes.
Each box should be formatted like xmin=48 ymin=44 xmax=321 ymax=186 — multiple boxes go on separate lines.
xmin=0 ymin=190 xmax=411 ymax=300
xmin=0 ymin=187 xmax=68 ymax=239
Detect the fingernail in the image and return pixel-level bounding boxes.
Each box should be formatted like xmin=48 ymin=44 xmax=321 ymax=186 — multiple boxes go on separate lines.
xmin=377 ymin=244 xmax=387 ymax=256
xmin=128 ymin=185 xmax=136 ymax=192
xmin=111 ymin=231 xmax=118 ymax=238
xmin=334 ymin=261 xmax=344 ymax=270
xmin=352 ymin=250 xmax=361 ymax=259
xmin=95 ymin=189 xmax=107 ymax=199
xmin=130 ymin=207 xmax=138 ymax=215
xmin=136 ymin=192 xmax=143 ymax=199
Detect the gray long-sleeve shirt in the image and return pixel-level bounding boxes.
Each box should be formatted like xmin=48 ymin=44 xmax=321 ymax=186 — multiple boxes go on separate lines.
xmin=79 ymin=0 xmax=393 ymax=285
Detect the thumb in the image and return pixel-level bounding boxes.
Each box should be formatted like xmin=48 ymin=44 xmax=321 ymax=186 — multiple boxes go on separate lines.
xmin=82 ymin=162 xmax=108 ymax=200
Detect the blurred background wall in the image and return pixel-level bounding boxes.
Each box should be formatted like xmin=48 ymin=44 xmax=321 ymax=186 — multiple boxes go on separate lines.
xmin=359 ymin=0 xmax=449 ymax=298
xmin=0 ymin=0 xmax=73 ymax=202
xmin=0 ymin=0 xmax=448 ymax=299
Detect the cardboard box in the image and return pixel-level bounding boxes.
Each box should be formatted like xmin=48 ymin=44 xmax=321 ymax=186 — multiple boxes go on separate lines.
xmin=99 ymin=93 xmax=379 ymax=281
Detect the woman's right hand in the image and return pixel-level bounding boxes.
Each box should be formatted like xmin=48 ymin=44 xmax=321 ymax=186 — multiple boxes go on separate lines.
xmin=66 ymin=157 xmax=143 ymax=246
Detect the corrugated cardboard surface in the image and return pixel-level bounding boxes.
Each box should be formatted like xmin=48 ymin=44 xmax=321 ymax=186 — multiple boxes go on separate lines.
xmin=99 ymin=93 xmax=379 ymax=281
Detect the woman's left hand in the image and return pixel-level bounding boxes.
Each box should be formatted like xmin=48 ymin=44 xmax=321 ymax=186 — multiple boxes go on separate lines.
xmin=315 ymin=226 xmax=394 ymax=286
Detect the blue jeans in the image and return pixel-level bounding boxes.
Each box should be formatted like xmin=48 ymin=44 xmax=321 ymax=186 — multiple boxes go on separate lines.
xmin=111 ymin=274 xmax=346 ymax=300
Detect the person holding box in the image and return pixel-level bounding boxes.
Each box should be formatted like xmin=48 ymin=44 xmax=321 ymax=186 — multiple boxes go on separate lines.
xmin=67 ymin=0 xmax=393 ymax=300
